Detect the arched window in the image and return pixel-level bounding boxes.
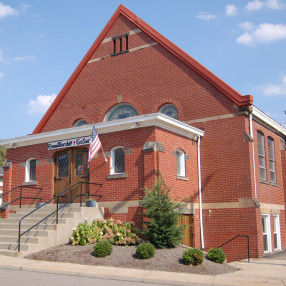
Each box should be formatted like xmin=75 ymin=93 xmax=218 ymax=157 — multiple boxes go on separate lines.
xmin=110 ymin=147 xmax=125 ymax=174
xmin=268 ymin=137 xmax=276 ymax=183
xmin=25 ymin=158 xmax=36 ymax=182
xmin=257 ymin=131 xmax=266 ymax=180
xmin=159 ymin=104 xmax=178 ymax=120
xmin=106 ymin=104 xmax=138 ymax=121
xmin=176 ymin=149 xmax=185 ymax=177
xmin=73 ymin=119 xmax=87 ymax=127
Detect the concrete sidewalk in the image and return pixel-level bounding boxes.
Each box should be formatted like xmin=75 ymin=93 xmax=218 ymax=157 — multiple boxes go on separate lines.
xmin=0 ymin=254 xmax=285 ymax=286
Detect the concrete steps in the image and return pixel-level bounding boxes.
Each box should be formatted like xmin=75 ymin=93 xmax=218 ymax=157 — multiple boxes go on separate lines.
xmin=0 ymin=204 xmax=104 ymax=257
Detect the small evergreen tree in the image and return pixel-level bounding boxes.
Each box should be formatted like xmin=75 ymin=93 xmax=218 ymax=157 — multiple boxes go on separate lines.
xmin=141 ymin=177 xmax=185 ymax=248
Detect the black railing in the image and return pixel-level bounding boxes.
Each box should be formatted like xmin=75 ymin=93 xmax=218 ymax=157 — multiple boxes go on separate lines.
xmin=0 ymin=186 xmax=43 ymax=211
xmin=218 ymin=234 xmax=250 ymax=263
xmin=17 ymin=181 xmax=102 ymax=252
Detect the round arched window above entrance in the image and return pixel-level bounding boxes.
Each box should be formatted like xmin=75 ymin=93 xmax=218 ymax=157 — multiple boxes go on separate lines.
xmin=73 ymin=119 xmax=87 ymax=127
xmin=105 ymin=104 xmax=138 ymax=121
xmin=159 ymin=104 xmax=178 ymax=120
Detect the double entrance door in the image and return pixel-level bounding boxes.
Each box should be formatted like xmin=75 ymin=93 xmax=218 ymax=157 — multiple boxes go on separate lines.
xmin=54 ymin=148 xmax=89 ymax=203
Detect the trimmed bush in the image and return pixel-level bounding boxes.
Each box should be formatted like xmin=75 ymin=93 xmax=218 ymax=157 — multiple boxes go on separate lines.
xmin=206 ymin=248 xmax=226 ymax=264
xmin=93 ymin=240 xmax=113 ymax=257
xmin=136 ymin=242 xmax=156 ymax=259
xmin=183 ymin=248 xmax=204 ymax=265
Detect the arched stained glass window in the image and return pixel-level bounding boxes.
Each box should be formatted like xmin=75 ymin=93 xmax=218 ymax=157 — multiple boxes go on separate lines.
xmin=106 ymin=104 xmax=138 ymax=121
xmin=159 ymin=104 xmax=178 ymax=120
xmin=73 ymin=119 xmax=87 ymax=127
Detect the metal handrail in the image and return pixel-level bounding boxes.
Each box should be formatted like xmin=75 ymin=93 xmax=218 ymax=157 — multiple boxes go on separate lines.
xmin=0 ymin=186 xmax=43 ymax=211
xmin=17 ymin=181 xmax=102 ymax=252
xmin=218 ymin=234 xmax=250 ymax=263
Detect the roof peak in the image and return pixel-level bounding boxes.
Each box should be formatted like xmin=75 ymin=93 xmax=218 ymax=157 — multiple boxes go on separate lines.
xmin=33 ymin=5 xmax=253 ymax=134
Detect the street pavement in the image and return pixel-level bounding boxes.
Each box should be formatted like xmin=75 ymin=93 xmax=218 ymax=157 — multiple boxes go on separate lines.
xmin=0 ymin=251 xmax=285 ymax=286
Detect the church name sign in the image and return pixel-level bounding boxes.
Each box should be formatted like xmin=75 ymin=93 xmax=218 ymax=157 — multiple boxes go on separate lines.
xmin=48 ymin=137 xmax=91 ymax=150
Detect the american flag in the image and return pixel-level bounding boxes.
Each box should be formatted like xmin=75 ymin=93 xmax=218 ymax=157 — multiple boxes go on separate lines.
xmin=88 ymin=124 xmax=102 ymax=164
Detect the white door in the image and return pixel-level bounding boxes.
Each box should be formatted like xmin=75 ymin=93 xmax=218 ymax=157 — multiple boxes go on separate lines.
xmin=273 ymin=215 xmax=281 ymax=250
xmin=262 ymin=214 xmax=272 ymax=252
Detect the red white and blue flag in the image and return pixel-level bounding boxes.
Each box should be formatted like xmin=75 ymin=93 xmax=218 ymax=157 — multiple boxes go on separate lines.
xmin=88 ymin=124 xmax=101 ymax=164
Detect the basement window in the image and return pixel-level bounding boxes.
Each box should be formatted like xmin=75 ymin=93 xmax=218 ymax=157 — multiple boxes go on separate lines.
xmin=112 ymin=33 xmax=129 ymax=56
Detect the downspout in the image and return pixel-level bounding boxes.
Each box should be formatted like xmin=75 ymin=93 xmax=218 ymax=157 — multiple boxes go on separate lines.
xmin=197 ymin=136 xmax=205 ymax=250
xmin=249 ymin=112 xmax=258 ymax=199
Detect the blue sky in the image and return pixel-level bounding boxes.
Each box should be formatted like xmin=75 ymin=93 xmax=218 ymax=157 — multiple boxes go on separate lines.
xmin=0 ymin=0 xmax=285 ymax=139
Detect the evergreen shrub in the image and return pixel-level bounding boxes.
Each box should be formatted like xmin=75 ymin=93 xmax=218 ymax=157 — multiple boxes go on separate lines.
xmin=206 ymin=248 xmax=226 ymax=263
xmin=141 ymin=177 xmax=185 ymax=248
xmin=183 ymin=248 xmax=204 ymax=265
xmin=136 ymin=242 xmax=155 ymax=259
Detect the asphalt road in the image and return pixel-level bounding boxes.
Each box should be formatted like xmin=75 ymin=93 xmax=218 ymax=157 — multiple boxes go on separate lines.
xmin=0 ymin=268 xmax=212 ymax=286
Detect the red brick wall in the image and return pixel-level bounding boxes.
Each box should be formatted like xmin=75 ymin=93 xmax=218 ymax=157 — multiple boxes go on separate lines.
xmin=3 ymin=14 xmax=286 ymax=262
xmin=39 ymin=16 xmax=236 ymax=133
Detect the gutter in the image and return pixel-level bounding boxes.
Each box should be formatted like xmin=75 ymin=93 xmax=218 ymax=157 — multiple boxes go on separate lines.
xmin=197 ymin=136 xmax=205 ymax=250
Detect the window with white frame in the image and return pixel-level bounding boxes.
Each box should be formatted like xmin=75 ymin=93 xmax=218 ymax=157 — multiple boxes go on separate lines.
xmin=273 ymin=215 xmax=281 ymax=250
xmin=268 ymin=137 xmax=276 ymax=183
xmin=110 ymin=147 xmax=125 ymax=174
xmin=262 ymin=214 xmax=272 ymax=252
xmin=176 ymin=149 xmax=185 ymax=177
xmin=257 ymin=131 xmax=266 ymax=181
xmin=25 ymin=158 xmax=36 ymax=182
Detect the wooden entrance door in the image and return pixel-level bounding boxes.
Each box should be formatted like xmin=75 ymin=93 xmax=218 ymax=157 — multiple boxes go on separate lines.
xmin=179 ymin=214 xmax=194 ymax=247
xmin=54 ymin=149 xmax=89 ymax=203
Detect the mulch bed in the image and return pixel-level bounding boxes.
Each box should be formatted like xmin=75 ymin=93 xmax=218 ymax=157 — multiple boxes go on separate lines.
xmin=25 ymin=244 xmax=237 ymax=275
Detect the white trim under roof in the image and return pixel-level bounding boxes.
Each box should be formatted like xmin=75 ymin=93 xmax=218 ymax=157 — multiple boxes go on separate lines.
xmin=0 ymin=113 xmax=204 ymax=149
xmin=252 ymin=106 xmax=286 ymax=137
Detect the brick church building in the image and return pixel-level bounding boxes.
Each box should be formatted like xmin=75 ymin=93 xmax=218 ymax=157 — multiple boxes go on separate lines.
xmin=1 ymin=5 xmax=285 ymax=262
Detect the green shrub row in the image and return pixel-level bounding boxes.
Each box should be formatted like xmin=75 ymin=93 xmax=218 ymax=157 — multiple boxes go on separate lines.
xmin=182 ymin=247 xmax=226 ymax=265
xmin=70 ymin=218 xmax=138 ymax=246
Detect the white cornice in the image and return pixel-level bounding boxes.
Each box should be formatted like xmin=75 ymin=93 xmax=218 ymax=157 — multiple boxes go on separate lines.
xmin=0 ymin=113 xmax=204 ymax=149
xmin=252 ymin=106 xmax=286 ymax=137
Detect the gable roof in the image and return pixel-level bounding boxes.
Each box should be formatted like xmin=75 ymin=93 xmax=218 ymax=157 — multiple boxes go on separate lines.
xmin=33 ymin=4 xmax=253 ymax=134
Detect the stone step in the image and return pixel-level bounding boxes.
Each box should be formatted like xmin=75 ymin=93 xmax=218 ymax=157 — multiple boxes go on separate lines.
xmin=0 ymin=218 xmax=67 ymax=225
xmin=13 ymin=207 xmax=82 ymax=215
xmin=8 ymin=212 xmax=74 ymax=220
xmin=0 ymin=236 xmax=39 ymax=244
xmin=0 ymin=223 xmax=57 ymax=231
xmin=10 ymin=203 xmax=83 ymax=211
xmin=0 ymin=229 xmax=49 ymax=237
xmin=0 ymin=250 xmax=19 ymax=257
xmin=0 ymin=242 xmax=36 ymax=251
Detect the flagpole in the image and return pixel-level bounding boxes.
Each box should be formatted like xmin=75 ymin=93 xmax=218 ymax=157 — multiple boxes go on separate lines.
xmin=101 ymin=145 xmax=108 ymax=162
xmin=91 ymin=121 xmax=107 ymax=163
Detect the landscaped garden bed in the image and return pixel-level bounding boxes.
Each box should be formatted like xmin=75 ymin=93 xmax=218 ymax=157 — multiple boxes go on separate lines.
xmin=25 ymin=244 xmax=237 ymax=275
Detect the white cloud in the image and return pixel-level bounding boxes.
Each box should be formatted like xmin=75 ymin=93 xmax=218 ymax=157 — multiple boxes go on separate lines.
xmin=245 ymin=0 xmax=286 ymax=11
xmin=13 ymin=56 xmax=36 ymax=62
xmin=266 ymin=0 xmax=286 ymax=9
xmin=236 ymin=23 xmax=286 ymax=46
xmin=225 ymin=4 xmax=237 ymax=16
xmin=196 ymin=12 xmax=216 ymax=21
xmin=246 ymin=0 xmax=265 ymax=10
xmin=0 ymin=71 xmax=4 ymax=79
xmin=258 ymin=75 xmax=286 ymax=96
xmin=27 ymin=94 xmax=57 ymax=114
xmin=0 ymin=50 xmax=3 ymax=62
xmin=239 ymin=21 xmax=255 ymax=31
xmin=0 ymin=2 xmax=18 ymax=19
